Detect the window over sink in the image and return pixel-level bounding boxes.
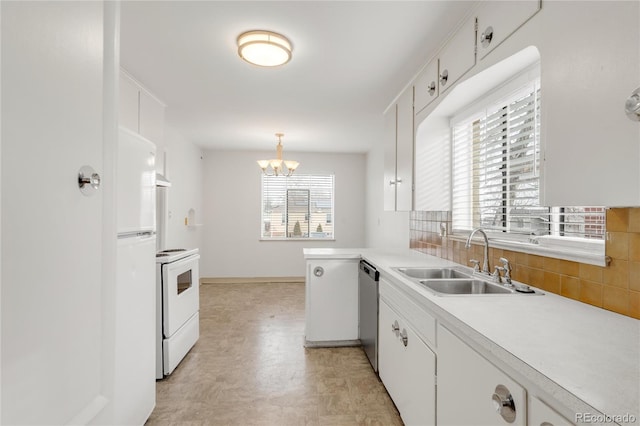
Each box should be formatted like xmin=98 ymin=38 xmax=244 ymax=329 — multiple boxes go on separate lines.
xmin=450 ymin=66 xmax=605 ymax=245
xmin=412 ymin=46 xmax=607 ymax=265
xmin=261 ymin=174 xmax=335 ymax=240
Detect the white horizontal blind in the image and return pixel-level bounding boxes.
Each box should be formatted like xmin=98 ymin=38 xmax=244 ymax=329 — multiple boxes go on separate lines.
xmin=261 ymin=174 xmax=334 ymax=239
xmin=452 ymin=81 xmax=605 ymax=240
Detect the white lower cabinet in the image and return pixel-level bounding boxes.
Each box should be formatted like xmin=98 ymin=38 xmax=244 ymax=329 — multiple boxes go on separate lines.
xmin=379 ymin=298 xmax=436 ymax=425
xmin=304 ymin=259 xmax=358 ymax=345
xmin=529 ymin=396 xmax=574 ymax=426
xmin=437 ymin=324 xmax=527 ymax=425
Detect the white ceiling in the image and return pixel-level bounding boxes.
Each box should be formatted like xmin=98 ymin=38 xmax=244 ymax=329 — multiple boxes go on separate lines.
xmin=120 ymin=1 xmax=475 ymax=153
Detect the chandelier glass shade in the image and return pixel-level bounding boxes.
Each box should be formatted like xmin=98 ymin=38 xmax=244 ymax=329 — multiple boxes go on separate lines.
xmin=237 ymin=30 xmax=292 ymax=67
xmin=257 ymin=133 xmax=299 ymax=176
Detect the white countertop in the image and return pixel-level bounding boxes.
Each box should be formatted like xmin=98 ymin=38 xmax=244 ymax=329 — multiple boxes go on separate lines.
xmin=304 ymin=248 xmax=640 ymax=423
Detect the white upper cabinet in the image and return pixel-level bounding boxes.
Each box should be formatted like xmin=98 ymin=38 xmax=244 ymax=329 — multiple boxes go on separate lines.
xmin=538 ymin=1 xmax=640 ymax=206
xmin=119 ymin=72 xmax=140 ymax=132
xmin=414 ymin=58 xmax=439 ymax=115
xmin=139 ymin=90 xmax=165 ymax=144
xmin=119 ymin=70 xmax=165 ymax=145
xmin=396 ymin=87 xmax=414 ymax=211
xmin=384 ymin=86 xmax=414 ymax=211
xmin=438 ymin=15 xmax=477 ymax=96
xmin=476 ymin=1 xmax=541 ymax=60
xmin=383 ymin=104 xmax=398 ymax=211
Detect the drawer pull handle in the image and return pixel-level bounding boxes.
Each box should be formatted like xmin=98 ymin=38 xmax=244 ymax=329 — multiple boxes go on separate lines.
xmin=491 ymin=384 xmax=516 ymax=423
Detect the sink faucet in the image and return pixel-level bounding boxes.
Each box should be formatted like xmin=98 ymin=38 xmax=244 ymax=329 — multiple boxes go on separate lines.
xmin=465 ymin=228 xmax=490 ymax=275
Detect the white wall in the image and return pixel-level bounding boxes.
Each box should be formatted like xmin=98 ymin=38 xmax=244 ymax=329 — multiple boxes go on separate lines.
xmin=163 ymin=126 xmax=204 ymax=251
xmin=201 ymin=150 xmax=366 ymax=278
xmin=364 ymin=129 xmax=410 ymax=249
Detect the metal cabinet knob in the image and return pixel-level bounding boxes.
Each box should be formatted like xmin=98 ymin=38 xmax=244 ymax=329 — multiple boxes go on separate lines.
xmin=427 ymin=81 xmax=436 ymax=96
xmin=480 ymin=26 xmax=494 ymax=48
xmin=313 ymin=266 xmax=324 ymax=277
xmin=78 ymin=165 xmax=101 ymax=196
xmin=492 ymin=384 xmax=516 ymax=423
xmin=400 ymin=329 xmax=408 ymax=347
xmin=625 ymin=87 xmax=640 ymax=121
xmin=439 ymin=69 xmax=449 ymax=86
xmin=391 ymin=320 xmax=400 ymax=336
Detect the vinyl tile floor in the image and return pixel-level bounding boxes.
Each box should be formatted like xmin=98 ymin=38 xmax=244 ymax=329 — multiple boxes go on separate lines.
xmin=146 ymin=282 xmax=403 ymax=426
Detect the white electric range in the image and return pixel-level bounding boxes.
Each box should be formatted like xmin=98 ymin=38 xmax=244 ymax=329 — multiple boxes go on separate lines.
xmin=155 ymin=248 xmax=200 ymax=379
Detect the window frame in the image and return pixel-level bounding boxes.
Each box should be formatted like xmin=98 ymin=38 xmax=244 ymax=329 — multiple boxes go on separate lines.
xmin=259 ymin=173 xmax=336 ymax=241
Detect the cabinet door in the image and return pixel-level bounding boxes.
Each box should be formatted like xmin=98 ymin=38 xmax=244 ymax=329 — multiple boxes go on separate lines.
xmin=540 ymin=1 xmax=640 ymax=206
xmin=476 ymin=0 xmax=540 ymax=60
xmin=379 ymin=299 xmax=436 ymax=426
xmin=119 ymin=72 xmax=139 ymax=132
xmin=529 ymin=396 xmax=574 ymax=426
xmin=383 ymin=104 xmax=397 ymax=211
xmin=139 ymin=89 xmax=165 ymax=144
xmin=305 ymin=260 xmax=358 ymax=342
xmin=396 ymin=87 xmax=414 ymax=211
xmin=378 ymin=299 xmax=404 ymax=407
xmin=437 ymin=324 xmax=527 ymax=425
xmin=438 ymin=15 xmax=476 ymax=95
xmin=414 ymin=58 xmax=439 ymax=115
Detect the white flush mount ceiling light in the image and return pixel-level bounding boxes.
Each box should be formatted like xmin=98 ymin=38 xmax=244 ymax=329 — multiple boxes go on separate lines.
xmin=237 ymin=30 xmax=292 ymax=67
xmin=257 ymin=133 xmax=299 ymax=176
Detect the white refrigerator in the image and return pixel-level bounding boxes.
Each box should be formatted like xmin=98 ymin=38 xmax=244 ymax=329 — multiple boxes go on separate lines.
xmin=114 ymin=127 xmax=157 ymax=424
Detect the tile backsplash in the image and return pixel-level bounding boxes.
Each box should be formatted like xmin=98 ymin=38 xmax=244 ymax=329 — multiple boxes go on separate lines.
xmin=409 ymin=209 xmax=640 ymax=319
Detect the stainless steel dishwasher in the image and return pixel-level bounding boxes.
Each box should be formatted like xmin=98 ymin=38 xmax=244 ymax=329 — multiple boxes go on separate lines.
xmin=359 ymin=260 xmax=379 ymax=372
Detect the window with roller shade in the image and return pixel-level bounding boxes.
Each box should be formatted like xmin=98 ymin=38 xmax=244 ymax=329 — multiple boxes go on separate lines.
xmin=261 ymin=174 xmax=334 ymax=239
xmin=451 ymin=78 xmax=605 ymax=241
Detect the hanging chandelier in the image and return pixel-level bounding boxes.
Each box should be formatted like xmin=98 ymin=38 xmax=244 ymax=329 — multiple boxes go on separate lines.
xmin=257 ymin=133 xmax=299 ymax=176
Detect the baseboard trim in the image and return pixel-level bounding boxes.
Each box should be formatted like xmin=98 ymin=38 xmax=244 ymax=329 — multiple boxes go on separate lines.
xmin=200 ymin=276 xmax=305 ymax=285
xmin=304 ymin=339 xmax=361 ymax=348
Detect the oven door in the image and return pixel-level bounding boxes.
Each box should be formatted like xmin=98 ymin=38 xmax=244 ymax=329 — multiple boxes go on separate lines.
xmin=162 ymin=254 xmax=200 ymax=337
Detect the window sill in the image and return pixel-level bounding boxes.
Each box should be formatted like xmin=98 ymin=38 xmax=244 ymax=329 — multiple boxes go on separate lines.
xmin=259 ymin=238 xmax=336 ymax=242
xmin=449 ymin=234 xmax=610 ymax=267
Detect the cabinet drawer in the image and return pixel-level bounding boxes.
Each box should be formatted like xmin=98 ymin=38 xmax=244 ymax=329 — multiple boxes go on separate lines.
xmin=529 ymin=396 xmax=574 ymax=426
xmin=380 ymin=278 xmax=436 ymax=348
xmin=476 ymin=0 xmax=541 ymax=60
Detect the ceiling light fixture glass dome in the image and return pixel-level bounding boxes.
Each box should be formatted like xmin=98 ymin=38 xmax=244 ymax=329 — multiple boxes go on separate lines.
xmin=237 ymin=30 xmax=292 ymax=67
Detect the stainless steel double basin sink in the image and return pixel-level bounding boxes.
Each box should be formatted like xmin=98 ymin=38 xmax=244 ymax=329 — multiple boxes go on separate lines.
xmin=392 ymin=267 xmax=543 ymax=296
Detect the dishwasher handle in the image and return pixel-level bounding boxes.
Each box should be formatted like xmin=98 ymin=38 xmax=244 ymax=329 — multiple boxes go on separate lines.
xmin=359 ymin=260 xmax=379 ymax=281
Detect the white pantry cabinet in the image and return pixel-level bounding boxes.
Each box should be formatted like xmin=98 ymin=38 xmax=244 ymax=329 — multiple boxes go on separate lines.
xmin=119 ymin=70 xmax=166 ymax=146
xmin=437 ymin=15 xmax=476 ymax=96
xmin=379 ymin=298 xmax=436 ymax=426
xmin=304 ymin=258 xmax=359 ymax=345
xmin=437 ymin=324 xmax=527 ymax=425
xmin=383 ymin=86 xmax=414 ymax=211
xmin=476 ymin=0 xmax=541 ymax=60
